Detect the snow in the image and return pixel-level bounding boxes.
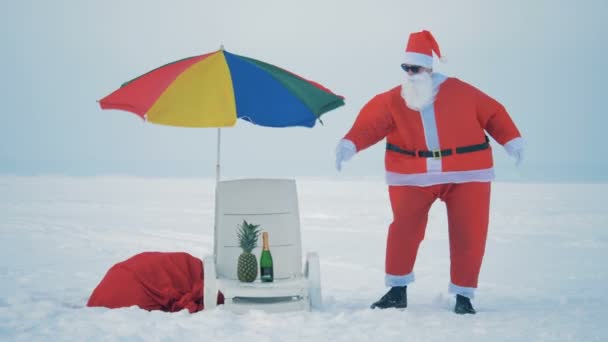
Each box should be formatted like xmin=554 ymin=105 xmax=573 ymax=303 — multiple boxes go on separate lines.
xmin=1 ymin=176 xmax=607 ymax=341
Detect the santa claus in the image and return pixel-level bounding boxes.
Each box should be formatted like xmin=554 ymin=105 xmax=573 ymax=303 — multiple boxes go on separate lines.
xmin=335 ymin=30 xmax=524 ymax=314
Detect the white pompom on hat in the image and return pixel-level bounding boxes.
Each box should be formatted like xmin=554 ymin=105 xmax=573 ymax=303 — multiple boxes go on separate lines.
xmin=403 ymin=30 xmax=446 ymax=68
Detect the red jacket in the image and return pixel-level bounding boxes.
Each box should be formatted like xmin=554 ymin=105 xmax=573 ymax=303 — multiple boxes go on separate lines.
xmin=344 ymin=75 xmax=521 ymax=185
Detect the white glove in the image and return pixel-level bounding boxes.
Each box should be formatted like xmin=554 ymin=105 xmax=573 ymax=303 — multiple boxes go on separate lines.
xmin=504 ymin=137 xmax=525 ymax=167
xmin=335 ymin=139 xmax=357 ymax=171
xmin=511 ymin=148 xmax=524 ymax=167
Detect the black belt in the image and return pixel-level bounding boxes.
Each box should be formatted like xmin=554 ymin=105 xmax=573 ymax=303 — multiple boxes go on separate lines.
xmin=386 ymin=136 xmax=490 ymax=158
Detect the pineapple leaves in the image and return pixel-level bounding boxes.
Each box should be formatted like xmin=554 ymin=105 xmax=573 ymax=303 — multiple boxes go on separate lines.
xmin=237 ymin=219 xmax=261 ymax=253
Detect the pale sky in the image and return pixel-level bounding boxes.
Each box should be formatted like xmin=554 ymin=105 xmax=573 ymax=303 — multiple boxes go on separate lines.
xmin=1 ymin=0 xmax=606 ymax=181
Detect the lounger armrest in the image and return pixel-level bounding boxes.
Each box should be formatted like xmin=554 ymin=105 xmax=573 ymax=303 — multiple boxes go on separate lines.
xmin=305 ymin=252 xmax=322 ymax=310
xmin=203 ymin=255 xmax=218 ymax=310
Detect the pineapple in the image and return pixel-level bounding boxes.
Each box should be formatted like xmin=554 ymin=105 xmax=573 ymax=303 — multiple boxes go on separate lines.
xmin=236 ymin=220 xmax=260 ymax=282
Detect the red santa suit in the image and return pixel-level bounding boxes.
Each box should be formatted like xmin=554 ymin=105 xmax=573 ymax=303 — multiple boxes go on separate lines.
xmin=341 ymin=71 xmax=522 ymax=298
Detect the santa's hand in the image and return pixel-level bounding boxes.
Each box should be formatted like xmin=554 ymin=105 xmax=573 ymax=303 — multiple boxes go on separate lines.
xmin=503 ymin=137 xmax=525 ymax=167
xmin=335 ymin=139 xmax=357 ymax=171
xmin=512 ymin=148 xmax=524 ymax=167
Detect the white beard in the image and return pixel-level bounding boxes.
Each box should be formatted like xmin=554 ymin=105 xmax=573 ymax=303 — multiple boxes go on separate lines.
xmin=401 ymin=72 xmax=434 ymax=110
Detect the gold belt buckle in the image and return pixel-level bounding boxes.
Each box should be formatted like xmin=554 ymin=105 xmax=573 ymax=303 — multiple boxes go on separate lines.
xmin=432 ymin=149 xmax=442 ymax=159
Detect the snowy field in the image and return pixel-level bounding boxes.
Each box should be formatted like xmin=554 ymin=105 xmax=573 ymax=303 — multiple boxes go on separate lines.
xmin=1 ymin=176 xmax=607 ymax=341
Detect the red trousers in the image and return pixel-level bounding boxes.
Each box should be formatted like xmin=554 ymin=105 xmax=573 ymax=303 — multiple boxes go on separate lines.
xmin=386 ymin=182 xmax=491 ymax=288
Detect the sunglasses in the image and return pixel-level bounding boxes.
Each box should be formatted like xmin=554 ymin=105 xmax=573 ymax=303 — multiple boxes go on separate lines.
xmin=401 ymin=64 xmax=422 ymax=73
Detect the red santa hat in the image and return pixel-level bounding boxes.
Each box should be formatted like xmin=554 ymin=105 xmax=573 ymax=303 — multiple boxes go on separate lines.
xmin=403 ymin=30 xmax=445 ymax=68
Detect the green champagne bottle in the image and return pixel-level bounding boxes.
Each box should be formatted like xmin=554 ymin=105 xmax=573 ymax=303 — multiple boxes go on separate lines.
xmin=260 ymin=231 xmax=274 ymax=282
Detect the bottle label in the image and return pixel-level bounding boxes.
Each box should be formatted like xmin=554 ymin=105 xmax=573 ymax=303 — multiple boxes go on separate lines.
xmin=260 ymin=267 xmax=273 ymax=281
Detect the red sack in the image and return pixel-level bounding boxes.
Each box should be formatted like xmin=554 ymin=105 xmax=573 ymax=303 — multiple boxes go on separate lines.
xmin=87 ymin=252 xmax=223 ymax=313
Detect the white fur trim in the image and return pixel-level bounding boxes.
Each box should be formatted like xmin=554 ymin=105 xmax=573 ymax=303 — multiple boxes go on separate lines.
xmin=403 ymin=52 xmax=433 ymax=68
xmin=449 ymin=283 xmax=476 ymax=299
xmin=386 ymin=272 xmax=415 ymax=287
xmin=385 ymin=168 xmax=495 ymax=186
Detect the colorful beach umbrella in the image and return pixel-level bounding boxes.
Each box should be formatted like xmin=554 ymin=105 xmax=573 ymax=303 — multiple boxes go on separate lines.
xmin=98 ymin=47 xmax=345 ymax=180
xmin=99 ymin=47 xmax=345 ymax=128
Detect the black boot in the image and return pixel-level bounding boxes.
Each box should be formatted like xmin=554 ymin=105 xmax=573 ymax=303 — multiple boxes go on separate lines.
xmin=454 ymin=294 xmax=476 ymax=314
xmin=370 ymin=286 xmax=407 ymax=309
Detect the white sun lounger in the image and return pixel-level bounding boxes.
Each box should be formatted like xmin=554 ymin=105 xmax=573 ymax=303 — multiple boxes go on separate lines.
xmin=203 ymin=178 xmax=322 ymax=313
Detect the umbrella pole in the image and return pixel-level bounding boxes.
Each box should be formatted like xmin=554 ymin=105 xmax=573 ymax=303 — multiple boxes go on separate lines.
xmin=215 ymin=128 xmax=221 ymax=184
